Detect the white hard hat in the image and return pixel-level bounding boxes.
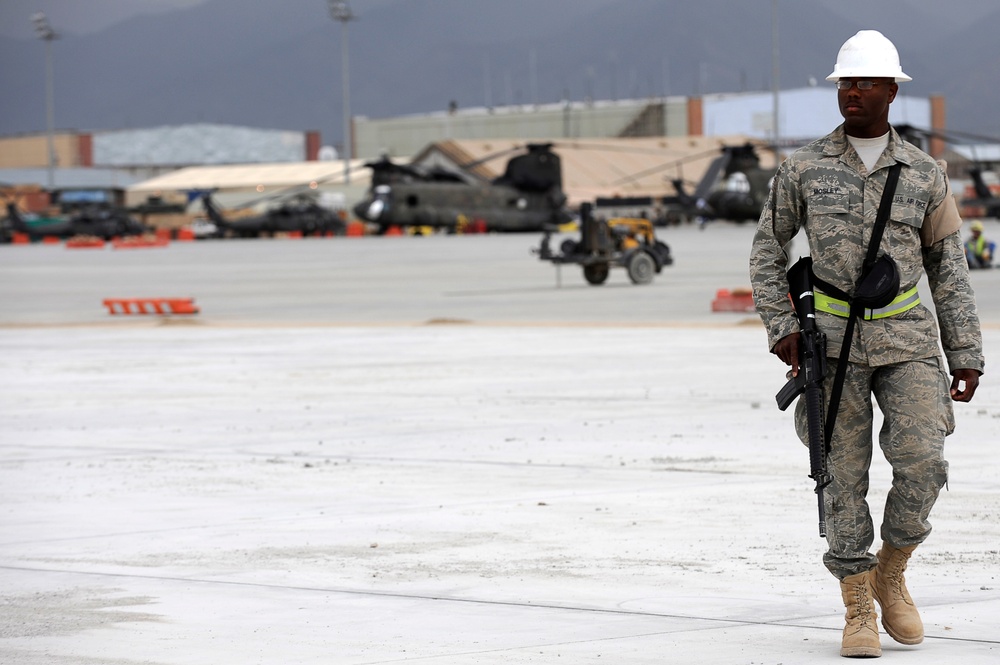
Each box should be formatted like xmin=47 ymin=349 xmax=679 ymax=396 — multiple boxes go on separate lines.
xmin=826 ymin=30 xmax=911 ymax=82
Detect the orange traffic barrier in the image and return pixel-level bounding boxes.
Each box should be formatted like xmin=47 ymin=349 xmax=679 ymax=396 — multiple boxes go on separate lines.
xmin=66 ymin=236 xmax=106 ymax=248
xmin=11 ymin=232 xmax=31 ymax=244
xmin=176 ymin=227 xmax=196 ymax=241
xmin=102 ymin=297 xmax=199 ymax=315
xmin=345 ymin=221 xmax=365 ymax=236
xmin=112 ymin=235 xmax=170 ymax=249
xmin=384 ymin=225 xmax=403 ymax=236
xmin=42 ymin=236 xmax=61 ymax=244
xmin=711 ymin=288 xmax=756 ymax=313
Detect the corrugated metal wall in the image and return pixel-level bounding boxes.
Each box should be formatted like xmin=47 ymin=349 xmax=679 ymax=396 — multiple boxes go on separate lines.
xmin=93 ymin=124 xmax=307 ymax=167
xmin=354 ymin=98 xmax=692 ymax=160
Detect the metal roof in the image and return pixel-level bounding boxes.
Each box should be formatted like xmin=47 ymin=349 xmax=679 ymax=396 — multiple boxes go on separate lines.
xmin=127 ymin=160 xmax=372 ymax=194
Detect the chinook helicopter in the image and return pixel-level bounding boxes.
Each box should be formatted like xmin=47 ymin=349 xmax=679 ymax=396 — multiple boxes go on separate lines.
xmin=353 ymin=143 xmax=572 ymax=233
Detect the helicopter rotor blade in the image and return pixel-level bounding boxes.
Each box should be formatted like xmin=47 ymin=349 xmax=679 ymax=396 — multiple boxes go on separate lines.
xmin=895 ymin=123 xmax=1000 ymax=146
xmin=211 ymin=160 xmax=373 ymax=212
xmin=606 ymin=146 xmax=738 ymax=187
xmin=692 ymin=150 xmax=733 ymax=201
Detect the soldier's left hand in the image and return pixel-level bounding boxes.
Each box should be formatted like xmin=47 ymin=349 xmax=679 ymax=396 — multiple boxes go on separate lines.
xmin=950 ymin=368 xmax=981 ymax=402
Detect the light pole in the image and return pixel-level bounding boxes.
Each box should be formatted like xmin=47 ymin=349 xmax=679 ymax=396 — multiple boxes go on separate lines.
xmin=328 ymin=1 xmax=355 ymax=185
xmin=771 ymin=0 xmax=781 ymax=153
xmin=31 ymin=11 xmax=58 ymax=191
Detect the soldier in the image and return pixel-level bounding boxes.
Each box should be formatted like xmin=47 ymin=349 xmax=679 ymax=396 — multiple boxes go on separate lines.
xmin=749 ymin=30 xmax=984 ymax=658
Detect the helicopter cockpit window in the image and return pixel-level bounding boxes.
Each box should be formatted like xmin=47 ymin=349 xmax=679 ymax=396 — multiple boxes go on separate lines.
xmin=366 ymin=185 xmax=392 ymax=220
xmin=366 ymin=199 xmax=386 ymax=219
xmin=724 ymin=172 xmax=751 ymax=194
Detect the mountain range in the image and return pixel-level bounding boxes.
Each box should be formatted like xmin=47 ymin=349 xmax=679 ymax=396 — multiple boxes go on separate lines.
xmin=2 ymin=0 xmax=998 ymax=153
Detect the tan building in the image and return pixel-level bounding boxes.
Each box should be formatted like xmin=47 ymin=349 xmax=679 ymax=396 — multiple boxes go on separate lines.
xmin=0 ymin=132 xmax=92 ymax=169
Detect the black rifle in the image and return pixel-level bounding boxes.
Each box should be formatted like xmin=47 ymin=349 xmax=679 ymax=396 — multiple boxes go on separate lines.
xmin=775 ymin=257 xmax=831 ymax=537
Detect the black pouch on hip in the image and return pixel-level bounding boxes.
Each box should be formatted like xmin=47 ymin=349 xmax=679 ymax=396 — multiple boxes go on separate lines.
xmin=854 ymin=253 xmax=900 ymax=309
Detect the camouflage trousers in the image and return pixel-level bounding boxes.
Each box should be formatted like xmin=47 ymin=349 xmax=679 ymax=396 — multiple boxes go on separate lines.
xmin=795 ymin=355 xmax=954 ymax=580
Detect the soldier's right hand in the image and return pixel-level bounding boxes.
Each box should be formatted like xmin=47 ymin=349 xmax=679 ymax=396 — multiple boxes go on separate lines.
xmin=950 ymin=368 xmax=980 ymax=402
xmin=773 ymin=333 xmax=800 ymax=376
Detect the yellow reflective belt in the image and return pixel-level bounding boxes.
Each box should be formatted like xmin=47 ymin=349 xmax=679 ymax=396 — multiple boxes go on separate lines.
xmin=814 ymin=286 xmax=920 ymax=320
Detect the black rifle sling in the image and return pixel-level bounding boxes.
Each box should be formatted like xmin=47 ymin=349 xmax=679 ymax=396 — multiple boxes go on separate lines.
xmin=822 ymin=162 xmax=903 ymax=453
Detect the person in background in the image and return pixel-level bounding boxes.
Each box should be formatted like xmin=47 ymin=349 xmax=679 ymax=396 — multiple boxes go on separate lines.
xmin=964 ymin=220 xmax=993 ymax=269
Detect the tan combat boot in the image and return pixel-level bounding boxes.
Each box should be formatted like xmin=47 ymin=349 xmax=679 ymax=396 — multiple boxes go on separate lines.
xmin=840 ymin=570 xmax=881 ymax=658
xmin=873 ymin=543 xmax=924 ymax=645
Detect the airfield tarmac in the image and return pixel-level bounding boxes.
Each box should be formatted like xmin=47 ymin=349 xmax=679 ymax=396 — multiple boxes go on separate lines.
xmin=1 ymin=222 xmax=998 ymax=664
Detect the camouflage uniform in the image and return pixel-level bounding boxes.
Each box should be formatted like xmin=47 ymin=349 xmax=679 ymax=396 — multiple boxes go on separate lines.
xmin=749 ymin=124 xmax=984 ymax=580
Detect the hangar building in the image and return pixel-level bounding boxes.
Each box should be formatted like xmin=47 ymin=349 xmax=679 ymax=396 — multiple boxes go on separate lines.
xmin=353 ymin=86 xmax=939 ymax=160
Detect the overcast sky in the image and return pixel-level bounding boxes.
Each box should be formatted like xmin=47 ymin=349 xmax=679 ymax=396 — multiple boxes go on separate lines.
xmin=5 ymin=0 xmax=998 ymax=39
xmin=1 ymin=0 xmax=211 ymax=37
xmin=4 ymin=0 xmax=999 ymax=140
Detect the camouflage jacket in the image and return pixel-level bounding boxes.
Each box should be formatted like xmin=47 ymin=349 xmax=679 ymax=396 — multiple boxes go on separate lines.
xmin=750 ymin=125 xmax=984 ymax=373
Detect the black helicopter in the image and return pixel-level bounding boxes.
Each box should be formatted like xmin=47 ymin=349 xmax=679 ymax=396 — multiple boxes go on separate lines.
xmin=965 ymin=165 xmax=1000 ymax=219
xmin=669 ymin=143 xmax=776 ymax=225
xmin=353 ymin=143 xmax=572 ymax=233
xmin=3 ymin=199 xmax=151 ymax=242
xmin=895 ymin=123 xmax=1000 ymax=219
xmin=198 ymin=191 xmax=346 ymax=238
xmin=589 ymin=142 xmax=777 ymax=227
